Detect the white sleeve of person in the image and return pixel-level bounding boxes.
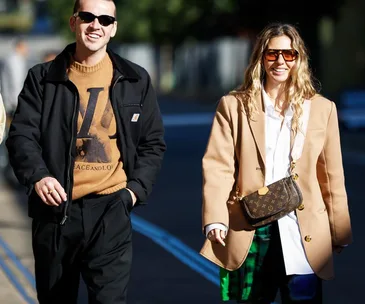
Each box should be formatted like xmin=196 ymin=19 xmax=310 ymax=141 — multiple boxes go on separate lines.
xmin=205 ymin=223 xmax=228 ymax=238
xmin=0 ymin=93 xmax=6 ymax=144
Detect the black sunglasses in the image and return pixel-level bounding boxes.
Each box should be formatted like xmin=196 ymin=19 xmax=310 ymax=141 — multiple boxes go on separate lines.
xmin=73 ymin=11 xmax=116 ymax=27
xmin=264 ymin=49 xmax=298 ymax=62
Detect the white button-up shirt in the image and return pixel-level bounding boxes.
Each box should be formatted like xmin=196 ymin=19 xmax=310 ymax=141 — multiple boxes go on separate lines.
xmin=262 ymin=89 xmax=313 ymax=275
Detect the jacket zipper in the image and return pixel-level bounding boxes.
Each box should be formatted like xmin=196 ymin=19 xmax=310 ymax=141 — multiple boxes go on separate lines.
xmin=111 ymin=74 xmax=129 ymax=174
xmin=60 ymin=84 xmax=79 ymax=225
xmin=112 ymin=75 xmax=124 ymax=94
xmin=111 ymin=75 xmax=124 ymax=113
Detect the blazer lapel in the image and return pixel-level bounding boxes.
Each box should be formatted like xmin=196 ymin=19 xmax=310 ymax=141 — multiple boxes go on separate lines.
xmin=248 ymin=92 xmax=266 ymax=168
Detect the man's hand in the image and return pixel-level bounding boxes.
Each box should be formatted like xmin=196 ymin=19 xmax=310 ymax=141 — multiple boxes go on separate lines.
xmin=35 ymin=177 xmax=67 ymax=206
xmin=126 ymin=188 xmax=137 ymax=206
xmin=207 ymin=228 xmax=226 ymax=247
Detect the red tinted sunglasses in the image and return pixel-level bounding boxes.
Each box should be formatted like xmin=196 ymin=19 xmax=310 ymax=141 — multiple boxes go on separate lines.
xmin=264 ymin=49 xmax=298 ymax=62
xmin=73 ymin=11 xmax=116 ymax=26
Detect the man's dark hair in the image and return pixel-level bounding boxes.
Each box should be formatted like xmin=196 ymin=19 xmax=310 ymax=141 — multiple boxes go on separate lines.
xmin=73 ymin=0 xmax=116 ymax=16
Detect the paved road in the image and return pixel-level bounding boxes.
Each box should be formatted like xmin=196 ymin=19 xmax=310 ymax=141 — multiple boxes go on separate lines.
xmin=1 ymin=97 xmax=364 ymax=303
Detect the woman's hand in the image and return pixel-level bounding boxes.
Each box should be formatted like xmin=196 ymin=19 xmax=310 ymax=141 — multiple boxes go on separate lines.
xmin=207 ymin=228 xmax=227 ymax=246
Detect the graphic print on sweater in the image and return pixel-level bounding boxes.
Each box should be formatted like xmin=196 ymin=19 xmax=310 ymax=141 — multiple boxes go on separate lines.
xmin=75 ymin=87 xmax=117 ymax=164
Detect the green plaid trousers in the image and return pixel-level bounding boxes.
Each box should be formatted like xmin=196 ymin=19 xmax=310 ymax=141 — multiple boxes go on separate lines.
xmin=220 ymin=224 xmax=272 ymax=302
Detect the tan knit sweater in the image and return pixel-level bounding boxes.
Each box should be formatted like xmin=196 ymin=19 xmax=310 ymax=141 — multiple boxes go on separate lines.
xmin=68 ymin=54 xmax=127 ymax=200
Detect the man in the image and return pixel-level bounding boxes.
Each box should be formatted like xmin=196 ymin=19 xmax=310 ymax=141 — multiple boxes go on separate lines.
xmin=6 ymin=0 xmax=166 ymax=303
xmin=0 ymin=37 xmax=28 ymax=115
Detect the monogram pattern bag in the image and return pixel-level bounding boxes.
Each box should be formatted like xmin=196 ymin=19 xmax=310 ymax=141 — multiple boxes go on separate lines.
xmin=239 ymin=173 xmax=302 ymax=227
xmin=238 ymin=100 xmax=311 ymax=228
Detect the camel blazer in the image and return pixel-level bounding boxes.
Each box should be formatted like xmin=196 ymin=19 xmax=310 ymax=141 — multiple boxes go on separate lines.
xmin=200 ymin=93 xmax=352 ymax=280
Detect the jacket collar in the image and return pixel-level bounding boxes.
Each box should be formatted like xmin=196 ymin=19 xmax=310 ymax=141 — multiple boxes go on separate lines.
xmin=45 ymin=43 xmax=141 ymax=82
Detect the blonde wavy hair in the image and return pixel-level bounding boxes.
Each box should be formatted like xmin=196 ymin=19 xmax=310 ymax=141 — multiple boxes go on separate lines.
xmin=230 ymin=22 xmax=319 ymax=133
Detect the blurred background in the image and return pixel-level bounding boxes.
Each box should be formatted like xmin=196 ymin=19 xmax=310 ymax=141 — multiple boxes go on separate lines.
xmin=0 ymin=0 xmax=364 ymax=303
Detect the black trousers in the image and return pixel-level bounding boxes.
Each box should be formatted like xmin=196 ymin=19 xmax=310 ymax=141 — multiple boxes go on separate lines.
xmin=245 ymin=222 xmax=322 ymax=304
xmin=32 ymin=189 xmax=133 ymax=304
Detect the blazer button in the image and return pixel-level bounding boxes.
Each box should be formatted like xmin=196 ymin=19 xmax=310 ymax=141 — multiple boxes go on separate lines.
xmin=304 ymin=235 xmax=312 ymax=242
xmin=298 ymin=204 xmax=305 ymax=211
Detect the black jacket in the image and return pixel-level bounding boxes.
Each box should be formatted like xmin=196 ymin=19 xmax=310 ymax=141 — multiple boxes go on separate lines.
xmin=6 ymin=43 xmax=166 ymax=224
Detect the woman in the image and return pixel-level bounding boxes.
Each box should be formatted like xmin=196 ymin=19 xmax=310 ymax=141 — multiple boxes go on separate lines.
xmin=200 ymin=22 xmax=352 ymax=303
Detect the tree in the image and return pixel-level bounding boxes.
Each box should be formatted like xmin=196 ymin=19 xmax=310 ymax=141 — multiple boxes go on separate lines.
xmin=47 ymin=0 xmax=237 ymax=44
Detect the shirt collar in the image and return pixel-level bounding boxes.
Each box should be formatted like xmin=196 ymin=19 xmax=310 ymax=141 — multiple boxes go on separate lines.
xmin=262 ymin=88 xmax=274 ymax=112
xmin=261 ymin=87 xmax=294 ymax=119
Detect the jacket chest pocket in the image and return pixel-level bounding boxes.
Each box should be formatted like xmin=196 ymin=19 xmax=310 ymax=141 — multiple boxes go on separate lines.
xmin=121 ymin=104 xmax=143 ymax=144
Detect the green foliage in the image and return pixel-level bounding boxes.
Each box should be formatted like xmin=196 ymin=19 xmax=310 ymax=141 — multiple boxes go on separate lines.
xmin=47 ymin=0 xmax=237 ymax=44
